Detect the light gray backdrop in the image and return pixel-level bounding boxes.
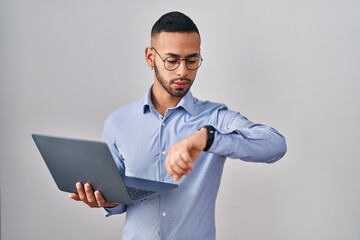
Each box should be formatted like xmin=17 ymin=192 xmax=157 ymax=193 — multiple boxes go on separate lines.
xmin=1 ymin=0 xmax=359 ymax=239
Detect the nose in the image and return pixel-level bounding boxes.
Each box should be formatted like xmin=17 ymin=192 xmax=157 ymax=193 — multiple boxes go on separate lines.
xmin=175 ymin=59 xmax=189 ymax=77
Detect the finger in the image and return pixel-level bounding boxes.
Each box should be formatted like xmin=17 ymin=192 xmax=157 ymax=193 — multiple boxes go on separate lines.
xmin=172 ymin=152 xmax=192 ymax=174
xmin=168 ymin=152 xmax=191 ymax=179
xmin=167 ymin=154 xmax=184 ymax=176
xmin=176 ymin=152 xmax=194 ymax=174
xmin=68 ymin=193 xmax=80 ymax=201
xmin=76 ymin=182 xmax=88 ymax=203
xmin=165 ymin=152 xmax=188 ymax=180
xmin=170 ymin=160 xmax=189 ymax=176
xmin=164 ymin=154 xmax=174 ymax=176
xmin=174 ymin=152 xmax=192 ymax=170
xmin=95 ymin=191 xmax=119 ymax=208
xmin=84 ymin=183 xmax=97 ymax=207
xmin=94 ymin=191 xmax=106 ymax=207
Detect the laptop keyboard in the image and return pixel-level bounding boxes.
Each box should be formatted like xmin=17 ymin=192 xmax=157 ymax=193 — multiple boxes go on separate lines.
xmin=126 ymin=186 xmax=155 ymax=200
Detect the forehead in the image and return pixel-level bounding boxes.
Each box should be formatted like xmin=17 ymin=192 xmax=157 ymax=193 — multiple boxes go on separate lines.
xmin=151 ymin=32 xmax=201 ymax=54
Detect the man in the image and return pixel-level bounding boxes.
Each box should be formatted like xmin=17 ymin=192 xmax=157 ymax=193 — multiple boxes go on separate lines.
xmin=69 ymin=11 xmax=286 ymax=240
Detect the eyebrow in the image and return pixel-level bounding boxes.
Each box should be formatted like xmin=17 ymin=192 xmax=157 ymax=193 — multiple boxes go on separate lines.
xmin=164 ymin=52 xmax=201 ymax=58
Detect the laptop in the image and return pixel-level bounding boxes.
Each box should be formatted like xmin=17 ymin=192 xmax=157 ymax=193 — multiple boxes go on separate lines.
xmin=32 ymin=134 xmax=178 ymax=205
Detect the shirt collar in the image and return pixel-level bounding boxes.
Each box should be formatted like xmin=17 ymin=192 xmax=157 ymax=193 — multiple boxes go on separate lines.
xmin=143 ymin=86 xmax=195 ymax=115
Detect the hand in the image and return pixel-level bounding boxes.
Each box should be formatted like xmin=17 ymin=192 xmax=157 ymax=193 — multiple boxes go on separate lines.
xmin=68 ymin=182 xmax=119 ymax=208
xmin=165 ymin=128 xmax=207 ymax=181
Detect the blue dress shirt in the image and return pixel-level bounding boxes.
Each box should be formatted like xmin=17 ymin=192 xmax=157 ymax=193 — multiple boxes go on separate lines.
xmin=102 ymin=87 xmax=286 ymax=240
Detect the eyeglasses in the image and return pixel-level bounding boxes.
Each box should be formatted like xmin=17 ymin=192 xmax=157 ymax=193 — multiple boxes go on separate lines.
xmin=151 ymin=47 xmax=203 ymax=71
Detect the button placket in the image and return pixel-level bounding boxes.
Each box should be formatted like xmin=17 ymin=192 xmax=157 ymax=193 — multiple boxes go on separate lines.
xmin=159 ymin=120 xmax=168 ymax=182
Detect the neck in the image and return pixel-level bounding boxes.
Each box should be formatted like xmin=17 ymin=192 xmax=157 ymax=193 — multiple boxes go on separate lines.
xmin=151 ymin=85 xmax=182 ymax=116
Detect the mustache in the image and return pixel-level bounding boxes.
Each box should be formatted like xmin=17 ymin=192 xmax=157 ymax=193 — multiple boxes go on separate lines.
xmin=170 ymin=77 xmax=192 ymax=84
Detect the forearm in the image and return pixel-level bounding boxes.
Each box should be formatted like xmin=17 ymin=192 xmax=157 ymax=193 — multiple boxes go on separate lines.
xmin=208 ymin=124 xmax=287 ymax=163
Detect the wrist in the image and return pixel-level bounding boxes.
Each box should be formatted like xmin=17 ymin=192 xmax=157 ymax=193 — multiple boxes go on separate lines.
xmin=198 ymin=125 xmax=216 ymax=152
xmin=196 ymin=127 xmax=208 ymax=151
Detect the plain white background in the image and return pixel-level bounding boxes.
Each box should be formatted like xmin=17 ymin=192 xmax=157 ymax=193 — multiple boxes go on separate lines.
xmin=1 ymin=0 xmax=359 ymax=239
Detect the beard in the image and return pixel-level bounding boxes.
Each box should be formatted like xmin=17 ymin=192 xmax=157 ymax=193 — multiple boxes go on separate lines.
xmin=154 ymin=63 xmax=194 ymax=98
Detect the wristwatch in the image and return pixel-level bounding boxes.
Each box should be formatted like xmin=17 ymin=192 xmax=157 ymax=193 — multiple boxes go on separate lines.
xmin=198 ymin=125 xmax=216 ymax=152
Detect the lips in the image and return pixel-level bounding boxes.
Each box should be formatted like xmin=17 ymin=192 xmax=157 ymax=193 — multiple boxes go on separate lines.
xmin=173 ymin=81 xmax=189 ymax=88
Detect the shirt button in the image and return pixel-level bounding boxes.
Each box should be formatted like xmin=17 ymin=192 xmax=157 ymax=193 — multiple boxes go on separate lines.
xmin=162 ymin=212 xmax=167 ymax=217
xmin=162 ymin=123 xmax=165 ymax=127
xmin=162 ymin=150 xmax=166 ymax=155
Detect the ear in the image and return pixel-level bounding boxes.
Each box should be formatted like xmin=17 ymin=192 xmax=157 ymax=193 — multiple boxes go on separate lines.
xmin=145 ymin=47 xmax=154 ymax=69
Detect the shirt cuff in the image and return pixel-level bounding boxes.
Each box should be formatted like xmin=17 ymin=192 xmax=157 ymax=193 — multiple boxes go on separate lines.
xmin=103 ymin=204 xmax=127 ymax=217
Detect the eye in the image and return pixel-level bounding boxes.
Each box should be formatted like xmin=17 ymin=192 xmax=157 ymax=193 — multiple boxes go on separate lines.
xmin=187 ymin=57 xmax=200 ymax=64
xmin=165 ymin=58 xmax=179 ymax=64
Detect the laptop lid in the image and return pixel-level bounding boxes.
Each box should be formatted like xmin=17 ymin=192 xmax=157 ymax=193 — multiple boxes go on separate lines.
xmin=32 ymin=134 xmax=178 ymax=205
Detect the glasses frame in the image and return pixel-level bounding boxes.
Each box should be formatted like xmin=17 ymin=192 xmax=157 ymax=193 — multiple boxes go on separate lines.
xmin=151 ymin=47 xmax=203 ymax=71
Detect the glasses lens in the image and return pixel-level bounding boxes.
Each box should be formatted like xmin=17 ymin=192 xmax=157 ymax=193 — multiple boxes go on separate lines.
xmin=186 ymin=57 xmax=202 ymax=70
xmin=164 ymin=57 xmax=179 ymax=71
xmin=164 ymin=56 xmax=202 ymax=71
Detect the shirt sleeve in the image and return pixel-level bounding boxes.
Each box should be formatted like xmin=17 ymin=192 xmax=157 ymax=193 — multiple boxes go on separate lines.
xmin=101 ymin=114 xmax=127 ymax=216
xmin=103 ymin=204 xmax=127 ymax=217
xmin=207 ymin=109 xmax=287 ymax=163
xmin=102 ymin=114 xmax=126 ymax=174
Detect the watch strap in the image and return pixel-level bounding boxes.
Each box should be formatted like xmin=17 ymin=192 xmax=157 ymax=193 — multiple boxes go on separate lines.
xmin=199 ymin=125 xmax=216 ymax=152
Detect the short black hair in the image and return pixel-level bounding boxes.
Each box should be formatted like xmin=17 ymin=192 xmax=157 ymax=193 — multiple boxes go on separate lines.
xmin=151 ymin=11 xmax=200 ymax=37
